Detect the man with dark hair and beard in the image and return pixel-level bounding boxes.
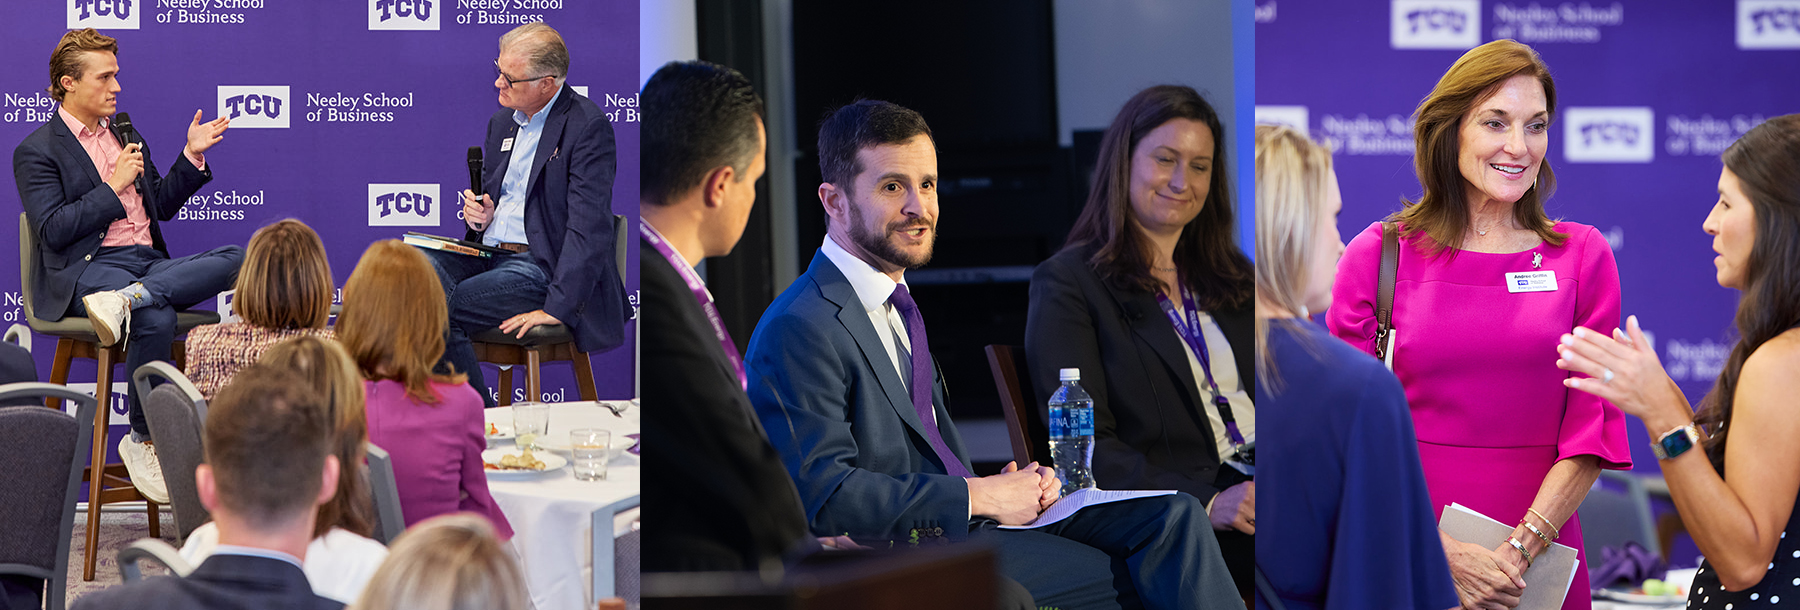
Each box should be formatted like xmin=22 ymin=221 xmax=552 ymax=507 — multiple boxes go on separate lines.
xmin=743 ymin=100 xmax=1241 ymax=609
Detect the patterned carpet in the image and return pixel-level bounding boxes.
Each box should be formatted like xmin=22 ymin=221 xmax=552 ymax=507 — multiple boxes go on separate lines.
xmin=61 ymin=506 xmax=176 ymax=604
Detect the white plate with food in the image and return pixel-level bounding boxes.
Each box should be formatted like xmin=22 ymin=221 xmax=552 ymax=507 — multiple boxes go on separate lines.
xmin=484 ymin=422 xmax=515 ymax=441
xmin=480 ymin=449 xmax=566 ymax=479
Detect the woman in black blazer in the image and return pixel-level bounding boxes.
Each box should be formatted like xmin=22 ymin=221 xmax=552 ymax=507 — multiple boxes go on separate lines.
xmin=1025 ymin=85 xmax=1255 ymax=597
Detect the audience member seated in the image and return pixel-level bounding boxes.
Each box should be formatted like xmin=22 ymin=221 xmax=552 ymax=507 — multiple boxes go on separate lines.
xmin=73 ymin=364 xmax=345 ymax=610
xmin=347 ymin=513 xmax=528 ymax=610
xmin=336 ymin=240 xmax=512 ymax=537
xmin=181 ymin=337 xmax=389 ymax=604
xmin=184 ymin=219 xmax=335 ymax=401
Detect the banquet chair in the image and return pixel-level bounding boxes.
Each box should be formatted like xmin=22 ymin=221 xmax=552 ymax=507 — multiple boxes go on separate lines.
xmin=0 ymin=383 xmax=100 ymax=610
xmin=117 ymin=538 xmax=194 ymax=582
xmin=366 ymin=443 xmax=406 ymax=544
xmin=595 ymin=496 xmax=641 ymax=600
xmin=1577 ymin=469 xmax=1662 ymax=560
xmin=983 ymin=345 xmax=1047 ymax=466
xmin=133 ymin=362 xmax=211 ymax=544
xmin=472 ymin=214 xmax=626 ymax=406
xmin=21 ymin=213 xmax=219 ymax=578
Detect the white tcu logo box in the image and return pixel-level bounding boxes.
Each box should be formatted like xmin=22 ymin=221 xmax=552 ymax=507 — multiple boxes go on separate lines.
xmin=1739 ymin=0 xmax=1800 ymax=49
xmin=1563 ymin=107 xmax=1655 ymax=163
xmin=368 ymin=183 xmax=441 ymax=227
xmin=1255 ymin=106 xmax=1310 ymax=136
xmin=369 ymin=0 xmax=439 ymax=31
xmin=1392 ymin=0 xmax=1481 ymax=49
xmin=217 ymin=86 xmax=290 ymax=129
xmin=69 ymin=0 xmax=139 ymax=30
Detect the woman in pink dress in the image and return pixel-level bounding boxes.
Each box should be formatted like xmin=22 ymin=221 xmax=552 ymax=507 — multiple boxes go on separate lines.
xmin=1328 ymin=40 xmax=1631 ymax=610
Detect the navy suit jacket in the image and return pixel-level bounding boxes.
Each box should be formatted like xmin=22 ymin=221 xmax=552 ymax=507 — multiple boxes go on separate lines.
xmin=464 ymin=85 xmax=626 ymax=354
xmin=13 ymin=116 xmax=212 ymax=319
xmin=72 ymin=553 xmax=343 ymax=610
xmin=745 ymin=251 xmax=977 ymax=545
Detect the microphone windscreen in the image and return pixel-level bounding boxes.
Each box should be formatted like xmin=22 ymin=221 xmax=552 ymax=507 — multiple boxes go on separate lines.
xmin=468 ymin=146 xmax=483 ymax=163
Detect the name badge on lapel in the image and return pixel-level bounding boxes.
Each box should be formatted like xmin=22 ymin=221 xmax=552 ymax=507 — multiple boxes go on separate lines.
xmin=1506 ymin=270 xmax=1558 ymax=293
xmin=500 ymin=138 xmax=514 ymax=152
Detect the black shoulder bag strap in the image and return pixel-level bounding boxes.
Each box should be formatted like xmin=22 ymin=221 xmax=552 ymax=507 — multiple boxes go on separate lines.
xmin=1374 ymin=221 xmax=1400 ymax=369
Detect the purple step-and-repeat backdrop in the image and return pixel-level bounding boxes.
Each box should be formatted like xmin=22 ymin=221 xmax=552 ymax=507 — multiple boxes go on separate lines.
xmin=1258 ymin=0 xmax=1800 ymax=475
xmin=2 ymin=0 xmax=642 ymax=423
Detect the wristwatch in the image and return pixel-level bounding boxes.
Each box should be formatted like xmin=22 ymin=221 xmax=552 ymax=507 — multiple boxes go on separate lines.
xmin=1652 ymin=424 xmax=1702 ymax=460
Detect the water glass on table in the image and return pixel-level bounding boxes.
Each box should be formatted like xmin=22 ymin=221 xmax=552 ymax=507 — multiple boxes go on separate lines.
xmin=513 ymin=402 xmax=549 ymax=452
xmin=572 ymin=428 xmax=609 ymax=481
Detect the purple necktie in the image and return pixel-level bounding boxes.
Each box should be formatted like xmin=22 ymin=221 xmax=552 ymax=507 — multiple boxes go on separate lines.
xmin=888 ymin=284 xmax=973 ymax=478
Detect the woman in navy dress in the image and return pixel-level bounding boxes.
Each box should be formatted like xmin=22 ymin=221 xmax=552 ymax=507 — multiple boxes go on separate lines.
xmin=1255 ymin=124 xmax=1459 ymax=609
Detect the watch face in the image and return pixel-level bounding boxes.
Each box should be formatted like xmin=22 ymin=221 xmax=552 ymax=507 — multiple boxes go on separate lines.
xmin=1662 ymin=430 xmax=1694 ymax=458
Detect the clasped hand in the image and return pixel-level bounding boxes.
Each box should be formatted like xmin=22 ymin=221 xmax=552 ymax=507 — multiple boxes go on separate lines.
xmin=1443 ymin=533 xmax=1527 ymax=610
xmin=968 ymin=461 xmax=1060 ymax=526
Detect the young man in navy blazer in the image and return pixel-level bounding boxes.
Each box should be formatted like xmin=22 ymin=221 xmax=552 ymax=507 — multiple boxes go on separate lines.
xmin=425 ymin=22 xmax=627 ymax=408
xmin=743 ymin=100 xmax=1242 ymax=609
xmin=12 ymin=28 xmax=240 ymax=505
xmin=74 ymin=364 xmax=343 ymax=610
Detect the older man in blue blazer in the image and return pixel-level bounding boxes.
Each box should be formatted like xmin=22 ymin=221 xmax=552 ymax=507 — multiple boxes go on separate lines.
xmin=744 ymin=100 xmax=1242 ymax=610
xmin=425 ymin=22 xmax=627 ymax=408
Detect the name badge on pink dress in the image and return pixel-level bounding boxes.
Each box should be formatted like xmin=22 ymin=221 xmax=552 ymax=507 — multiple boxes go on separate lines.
xmin=1506 ymin=270 xmax=1558 ymax=293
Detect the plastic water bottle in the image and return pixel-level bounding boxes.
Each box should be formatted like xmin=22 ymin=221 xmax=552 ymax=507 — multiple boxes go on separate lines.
xmin=1047 ymin=368 xmax=1096 ymax=496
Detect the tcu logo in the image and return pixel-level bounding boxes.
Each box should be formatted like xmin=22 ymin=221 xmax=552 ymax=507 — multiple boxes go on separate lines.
xmin=1564 ymin=107 xmax=1655 ymax=163
xmin=1739 ymin=0 xmax=1800 ymax=49
xmin=216 ymin=86 xmax=290 ymax=129
xmin=1391 ymin=0 xmax=1480 ymax=49
xmin=68 ymin=0 xmax=139 ymax=29
xmin=1255 ymin=105 xmax=1310 ymax=136
xmin=368 ymin=184 xmax=441 ymax=227
xmin=369 ymin=0 xmax=440 ymax=30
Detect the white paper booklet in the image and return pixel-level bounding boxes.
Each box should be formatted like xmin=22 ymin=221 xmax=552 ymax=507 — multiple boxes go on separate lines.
xmin=997 ymin=488 xmax=1177 ymax=530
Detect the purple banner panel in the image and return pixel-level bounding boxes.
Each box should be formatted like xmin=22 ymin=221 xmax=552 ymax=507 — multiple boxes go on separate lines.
xmin=3 ymin=0 xmax=642 ymax=420
xmin=1257 ymin=0 xmax=1800 ymax=473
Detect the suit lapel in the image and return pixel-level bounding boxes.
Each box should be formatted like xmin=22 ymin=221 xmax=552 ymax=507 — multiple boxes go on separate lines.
xmin=526 ymin=87 xmax=573 ymax=191
xmin=805 ymin=253 xmax=933 ymax=442
xmin=1104 ymin=282 xmax=1206 ymax=410
xmin=50 ymin=119 xmax=105 ymax=188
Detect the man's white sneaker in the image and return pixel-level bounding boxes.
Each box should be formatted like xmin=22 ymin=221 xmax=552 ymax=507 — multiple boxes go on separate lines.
xmin=118 ymin=436 xmax=170 ymax=505
xmin=82 ymin=291 xmax=131 ymax=348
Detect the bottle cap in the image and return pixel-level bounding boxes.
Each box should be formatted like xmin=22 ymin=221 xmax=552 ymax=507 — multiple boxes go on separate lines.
xmin=1059 ymin=368 xmax=1080 ymax=381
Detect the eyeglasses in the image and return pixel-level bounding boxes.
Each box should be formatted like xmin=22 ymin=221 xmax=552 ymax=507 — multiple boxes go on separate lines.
xmin=495 ymin=59 xmax=552 ymax=89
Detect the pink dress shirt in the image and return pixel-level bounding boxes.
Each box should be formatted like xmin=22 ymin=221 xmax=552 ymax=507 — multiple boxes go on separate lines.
xmin=362 ymin=379 xmax=514 ymax=539
xmin=56 ymin=106 xmax=204 ymax=247
xmin=1329 ymin=221 xmax=1632 ymax=610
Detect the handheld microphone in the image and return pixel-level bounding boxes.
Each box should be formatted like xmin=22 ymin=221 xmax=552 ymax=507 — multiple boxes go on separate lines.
xmin=113 ymin=112 xmax=141 ymax=147
xmin=467 ymin=146 xmax=488 ymax=230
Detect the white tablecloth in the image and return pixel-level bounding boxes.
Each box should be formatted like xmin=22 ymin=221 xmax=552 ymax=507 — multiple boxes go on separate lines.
xmin=484 ymin=401 xmax=639 ymax=610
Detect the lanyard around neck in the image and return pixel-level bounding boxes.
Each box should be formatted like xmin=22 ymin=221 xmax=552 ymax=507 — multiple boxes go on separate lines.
xmin=1154 ymin=284 xmax=1245 ymax=446
xmin=642 ymin=223 xmax=746 ymax=390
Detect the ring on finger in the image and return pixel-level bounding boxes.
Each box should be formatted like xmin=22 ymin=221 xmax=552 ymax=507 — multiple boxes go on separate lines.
xmin=1602 ymin=368 xmax=1614 ymax=384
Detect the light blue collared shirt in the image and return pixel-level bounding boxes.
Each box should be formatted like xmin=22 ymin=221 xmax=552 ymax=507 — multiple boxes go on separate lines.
xmin=484 ymin=86 xmax=564 ymax=247
xmin=211 ymin=544 xmax=304 ymax=569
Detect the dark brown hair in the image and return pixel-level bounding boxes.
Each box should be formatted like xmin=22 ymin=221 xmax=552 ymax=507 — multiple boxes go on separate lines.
xmin=1063 ymin=85 xmax=1250 ymax=309
xmin=48 ymin=28 xmax=117 ymax=103
xmin=235 ymin=219 xmax=334 ymax=330
xmin=261 ymin=336 xmax=374 ymax=539
xmin=1391 ymin=39 xmax=1567 ymax=254
xmin=1694 ymin=114 xmax=1800 ymax=473
xmin=205 ymin=364 xmax=332 ymax=529
xmin=817 ymin=99 xmax=934 ymax=186
xmin=337 ymin=240 xmax=465 ymax=404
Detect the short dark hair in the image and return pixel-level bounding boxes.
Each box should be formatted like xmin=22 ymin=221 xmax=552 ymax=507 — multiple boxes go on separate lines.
xmin=205 ymin=364 xmax=332 ymax=529
xmin=640 ymin=60 xmax=764 ymax=205
xmin=816 ymin=100 xmax=933 ymax=186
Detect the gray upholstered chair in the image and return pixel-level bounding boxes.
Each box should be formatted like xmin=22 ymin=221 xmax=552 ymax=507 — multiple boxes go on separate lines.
xmin=0 ymin=383 xmax=100 ymax=610
xmin=117 ymin=539 xmax=193 ymax=582
xmin=366 ymin=442 xmax=406 ymax=544
xmin=471 ymin=214 xmax=627 ymax=405
xmin=19 ymin=213 xmax=222 ymax=579
xmin=133 ymin=362 xmax=211 ymax=544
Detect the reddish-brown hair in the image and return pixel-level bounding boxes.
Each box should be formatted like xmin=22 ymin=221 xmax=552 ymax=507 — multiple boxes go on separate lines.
xmin=336 ymin=241 xmax=464 ymax=404
xmin=234 ymin=219 xmax=334 ymax=330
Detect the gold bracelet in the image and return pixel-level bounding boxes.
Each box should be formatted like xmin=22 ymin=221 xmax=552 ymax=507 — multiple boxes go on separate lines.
xmin=1522 ymin=520 xmax=1555 ymax=549
xmin=1527 ymin=508 xmax=1561 ymax=539
xmin=1507 ymin=536 xmax=1535 ymax=568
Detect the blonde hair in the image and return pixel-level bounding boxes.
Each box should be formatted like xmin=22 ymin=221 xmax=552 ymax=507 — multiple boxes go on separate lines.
xmin=1254 ymin=124 xmax=1335 ymax=391
xmin=47 ymin=28 xmax=117 ymax=102
xmin=259 ymin=336 xmax=373 ymax=539
xmin=234 ymin=219 xmax=334 ymax=330
xmin=1393 ymin=39 xmax=1565 ymax=255
xmin=350 ymin=514 xmax=527 ymax=610
xmin=336 ymin=240 xmax=464 ymax=404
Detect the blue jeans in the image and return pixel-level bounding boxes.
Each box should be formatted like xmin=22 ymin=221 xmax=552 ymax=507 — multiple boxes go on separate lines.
xmin=418 ymin=248 xmax=548 ymax=408
xmin=71 ymin=244 xmax=244 ymax=439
